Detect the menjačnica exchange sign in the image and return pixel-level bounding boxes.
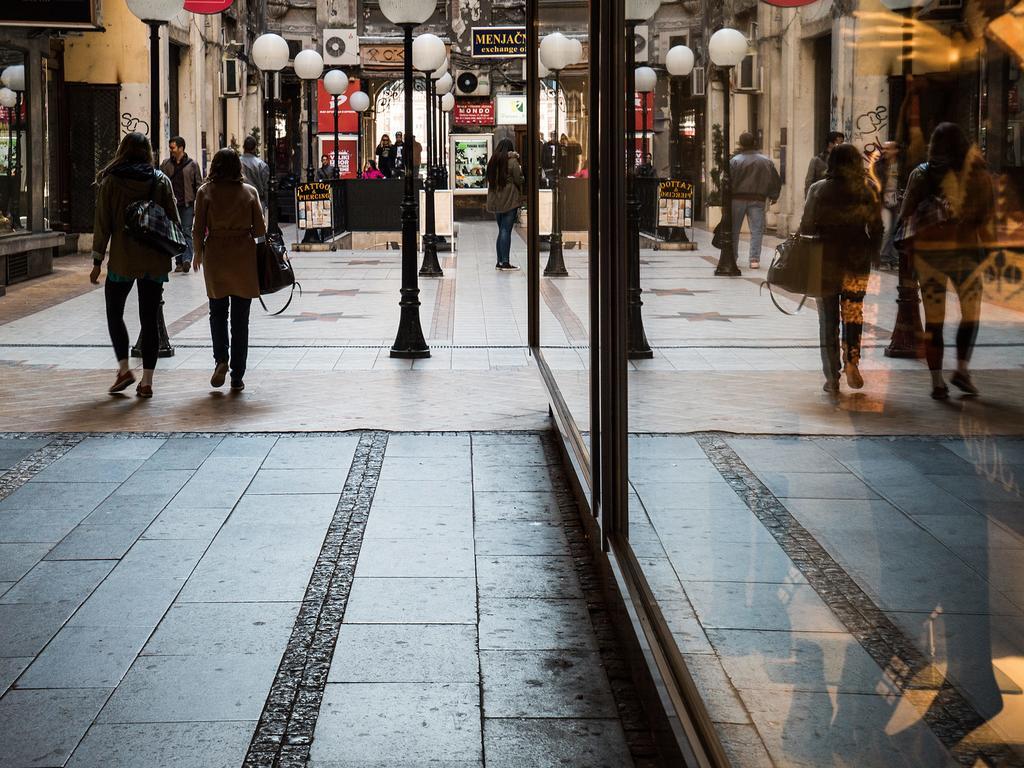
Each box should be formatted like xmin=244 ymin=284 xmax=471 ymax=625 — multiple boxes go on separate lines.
xmin=471 ymin=27 xmax=527 ymax=59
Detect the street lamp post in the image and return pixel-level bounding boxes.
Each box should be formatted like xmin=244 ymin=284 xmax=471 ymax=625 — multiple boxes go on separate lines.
xmin=440 ymin=91 xmax=455 ymax=182
xmin=381 ymin=0 xmax=436 ymax=359
xmin=349 ymin=90 xmax=370 ymax=177
xmin=666 ymin=44 xmax=695 ymax=180
xmin=636 ymin=66 xmax=656 ymax=160
xmin=625 ymin=0 xmax=659 ymax=358
xmin=324 ymin=69 xmax=348 ymax=178
xmin=414 ymin=36 xmax=447 ymax=277
xmin=539 ymin=33 xmax=574 ymax=278
xmin=295 ymin=49 xmax=324 ymax=183
xmin=708 ymin=27 xmax=748 ymax=277
xmin=435 ymin=71 xmax=453 ymax=188
xmin=253 ymin=33 xmax=290 ymax=236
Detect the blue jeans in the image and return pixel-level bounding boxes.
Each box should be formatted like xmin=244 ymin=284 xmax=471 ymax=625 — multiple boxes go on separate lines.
xmin=495 ymin=208 xmax=517 ymax=266
xmin=731 ymin=200 xmax=765 ymax=264
xmin=209 ymin=296 xmax=251 ymax=382
xmin=177 ymin=203 xmax=194 ymax=265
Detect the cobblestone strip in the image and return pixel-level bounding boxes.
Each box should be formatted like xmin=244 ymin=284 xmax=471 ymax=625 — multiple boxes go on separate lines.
xmin=696 ymin=434 xmax=1021 ymax=768
xmin=0 ymin=434 xmax=83 ymax=503
xmin=540 ymin=434 xmax=664 ymax=768
xmin=243 ymin=430 xmax=388 ymax=768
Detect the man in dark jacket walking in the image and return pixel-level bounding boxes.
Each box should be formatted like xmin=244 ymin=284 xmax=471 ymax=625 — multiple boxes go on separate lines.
xmin=804 ymin=131 xmax=845 ymax=197
xmin=730 ymin=132 xmax=782 ymax=269
xmin=160 ymin=136 xmax=204 ymax=273
xmin=240 ymin=136 xmax=270 ymax=212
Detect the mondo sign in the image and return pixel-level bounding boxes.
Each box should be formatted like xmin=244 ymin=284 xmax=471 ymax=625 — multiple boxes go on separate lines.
xmin=471 ymin=27 xmax=527 ymax=59
xmin=453 ymin=99 xmax=495 ymax=126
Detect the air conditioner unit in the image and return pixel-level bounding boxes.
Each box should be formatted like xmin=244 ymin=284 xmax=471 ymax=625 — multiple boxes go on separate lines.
xmin=692 ymin=66 xmax=706 ymax=97
xmin=634 ymin=24 xmax=649 ymax=63
xmin=222 ymin=58 xmax=240 ymax=97
xmin=737 ymin=53 xmax=761 ymax=92
xmin=456 ymin=71 xmax=490 ymax=96
xmin=323 ymin=29 xmax=359 ymax=66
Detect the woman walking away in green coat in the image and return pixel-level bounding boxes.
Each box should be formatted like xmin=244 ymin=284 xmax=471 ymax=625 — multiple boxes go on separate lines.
xmin=90 ymin=132 xmax=180 ymax=399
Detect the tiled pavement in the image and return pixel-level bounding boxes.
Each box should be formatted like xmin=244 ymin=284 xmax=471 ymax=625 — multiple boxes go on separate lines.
xmin=0 ymin=432 xmax=656 ymax=768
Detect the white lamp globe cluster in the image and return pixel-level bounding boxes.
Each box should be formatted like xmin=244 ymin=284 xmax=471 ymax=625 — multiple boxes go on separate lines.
xmin=436 ymin=72 xmax=453 ymax=95
xmin=324 ymin=69 xmax=348 ymax=97
xmin=1 ymin=65 xmax=25 ymax=92
xmin=349 ymin=90 xmax=370 ymax=113
xmin=539 ymin=32 xmax=583 ymax=74
xmin=413 ymin=33 xmax=446 ymax=73
xmin=126 ymin=0 xmax=184 ymax=22
xmin=666 ymin=45 xmax=695 ymax=77
xmin=634 ymin=66 xmax=657 ymax=93
xmin=709 ymin=28 xmax=748 ymax=68
xmin=294 ymin=49 xmax=324 ymax=80
xmin=252 ymin=33 xmax=290 ymax=72
xmin=625 ymin=0 xmax=660 ymax=22
xmin=440 ymin=92 xmax=455 ymax=112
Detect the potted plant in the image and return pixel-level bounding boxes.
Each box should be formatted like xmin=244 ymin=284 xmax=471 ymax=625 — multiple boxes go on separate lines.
xmin=706 ymin=123 xmax=724 ymax=230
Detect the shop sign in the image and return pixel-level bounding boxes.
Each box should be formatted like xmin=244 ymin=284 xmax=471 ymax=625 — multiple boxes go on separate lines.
xmin=471 ymin=26 xmax=527 ymax=59
xmin=453 ymin=99 xmax=495 ymax=126
xmin=317 ymin=78 xmax=361 ymax=134
xmin=295 ymin=182 xmax=334 ymax=230
xmin=657 ymin=179 xmax=694 ymax=229
xmin=319 ymin=137 xmax=359 ymax=180
xmin=1 ymin=0 xmax=95 ymax=28
xmin=360 ymin=44 xmax=405 ymax=69
xmin=184 ymin=0 xmax=234 ymax=13
xmin=495 ymin=95 xmax=526 ymax=125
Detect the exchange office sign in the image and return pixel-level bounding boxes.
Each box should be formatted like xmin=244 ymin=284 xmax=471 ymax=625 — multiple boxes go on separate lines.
xmin=471 ymin=27 xmax=527 ymax=59
xmin=2 ymin=0 xmax=95 ymax=28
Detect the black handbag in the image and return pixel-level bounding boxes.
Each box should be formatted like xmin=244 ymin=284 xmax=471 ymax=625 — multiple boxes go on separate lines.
xmin=760 ymin=233 xmax=824 ymax=314
xmin=124 ymin=176 xmax=187 ymax=258
xmin=256 ymin=232 xmax=301 ymax=315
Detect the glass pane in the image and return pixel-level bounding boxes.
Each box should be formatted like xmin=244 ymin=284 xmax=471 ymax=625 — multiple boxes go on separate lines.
xmin=627 ymin=3 xmax=1024 ymax=765
xmin=0 ymin=49 xmax=26 ymax=236
xmin=537 ymin=0 xmax=592 ymax=459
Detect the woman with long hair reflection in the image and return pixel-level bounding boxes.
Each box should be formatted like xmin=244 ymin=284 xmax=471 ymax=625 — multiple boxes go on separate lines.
xmin=897 ymin=122 xmax=994 ymax=399
xmin=485 ymin=138 xmax=524 ymax=271
xmin=801 ymin=143 xmax=883 ymax=395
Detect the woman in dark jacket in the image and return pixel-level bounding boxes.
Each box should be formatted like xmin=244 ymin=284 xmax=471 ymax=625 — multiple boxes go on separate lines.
xmin=801 ymin=143 xmax=883 ymax=395
xmin=485 ymin=139 xmax=524 ymax=270
xmin=897 ymin=122 xmax=994 ymax=399
xmin=375 ymin=134 xmax=395 ymax=179
xmin=192 ymin=148 xmax=266 ymax=392
xmin=90 ymin=132 xmax=180 ymax=398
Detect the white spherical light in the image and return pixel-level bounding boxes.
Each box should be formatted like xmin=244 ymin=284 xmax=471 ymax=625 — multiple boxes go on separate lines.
xmin=126 ymin=0 xmax=184 ymax=22
xmin=440 ymin=92 xmax=455 ymax=112
xmin=538 ymin=52 xmax=550 ymax=80
xmin=252 ymin=33 xmax=290 ymax=72
xmin=709 ymin=28 xmax=748 ymax=68
xmin=380 ymin=0 xmax=437 ymax=25
xmin=430 ymin=59 xmax=448 ymax=80
xmin=635 ymin=66 xmax=657 ymax=93
xmin=539 ymin=32 xmax=572 ymax=72
xmin=569 ymin=38 xmax=584 ymax=65
xmin=413 ymin=33 xmax=446 ymax=72
xmin=0 ymin=88 xmax=16 ymax=108
xmin=625 ymin=0 xmax=660 ymax=22
xmin=666 ymin=45 xmax=695 ymax=77
xmin=349 ymin=90 xmax=370 ymax=113
xmin=1 ymin=65 xmax=25 ymax=92
xmin=435 ymin=72 xmax=454 ymax=95
xmin=294 ymin=49 xmax=324 ymax=80
xmin=324 ymin=69 xmax=349 ymax=96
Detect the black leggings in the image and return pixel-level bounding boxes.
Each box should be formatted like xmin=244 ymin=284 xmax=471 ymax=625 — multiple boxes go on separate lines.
xmin=105 ymin=278 xmax=163 ymax=370
xmin=916 ymin=252 xmax=983 ymax=371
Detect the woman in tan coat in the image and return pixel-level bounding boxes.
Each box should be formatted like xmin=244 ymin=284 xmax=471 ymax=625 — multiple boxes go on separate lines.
xmin=192 ymin=148 xmax=266 ymax=391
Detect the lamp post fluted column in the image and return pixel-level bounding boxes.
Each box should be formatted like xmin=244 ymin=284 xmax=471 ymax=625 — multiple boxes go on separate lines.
xmin=625 ymin=23 xmax=652 ymax=358
xmin=543 ymin=71 xmax=568 ymax=277
xmin=253 ymin=32 xmax=290 ymax=237
xmin=420 ymin=72 xmax=442 ymax=276
xmin=392 ymin=22 xmax=430 ymax=358
xmin=713 ymin=66 xmax=740 ymax=276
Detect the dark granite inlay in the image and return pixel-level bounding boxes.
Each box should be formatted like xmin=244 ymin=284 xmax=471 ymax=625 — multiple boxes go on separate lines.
xmin=696 ymin=434 xmax=1022 ymax=768
xmin=243 ymin=431 xmax=387 ymax=768
xmin=0 ymin=435 xmax=83 ymax=503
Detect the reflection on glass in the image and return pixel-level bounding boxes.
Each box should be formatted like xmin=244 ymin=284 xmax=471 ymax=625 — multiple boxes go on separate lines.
xmin=625 ymin=2 xmax=1023 ymax=765
xmin=537 ymin=1 xmax=592 ymax=456
xmin=0 ymin=53 xmax=26 ymax=236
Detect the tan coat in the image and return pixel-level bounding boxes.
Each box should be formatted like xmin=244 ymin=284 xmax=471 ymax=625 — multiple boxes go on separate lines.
xmin=192 ymin=181 xmax=266 ymax=300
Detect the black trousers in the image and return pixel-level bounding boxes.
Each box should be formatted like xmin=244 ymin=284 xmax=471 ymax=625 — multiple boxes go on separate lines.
xmin=209 ymin=296 xmax=252 ymax=382
xmin=105 ymin=278 xmax=163 ymax=370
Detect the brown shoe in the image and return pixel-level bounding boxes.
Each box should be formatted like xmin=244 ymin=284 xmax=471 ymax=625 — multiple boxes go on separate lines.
xmin=845 ymin=362 xmax=864 ymax=390
xmin=136 ymin=383 xmax=153 ymax=399
xmin=211 ymin=362 xmax=229 ymax=388
xmin=109 ymin=370 xmax=136 ymax=394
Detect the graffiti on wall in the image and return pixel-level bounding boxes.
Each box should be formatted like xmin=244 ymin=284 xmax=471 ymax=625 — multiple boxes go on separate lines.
xmin=854 ymin=105 xmax=888 ymax=156
xmin=121 ymin=112 xmax=149 ymax=137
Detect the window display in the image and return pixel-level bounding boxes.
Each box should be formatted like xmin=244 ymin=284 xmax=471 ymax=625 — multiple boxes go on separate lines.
xmin=450 ymin=133 xmax=491 ymax=194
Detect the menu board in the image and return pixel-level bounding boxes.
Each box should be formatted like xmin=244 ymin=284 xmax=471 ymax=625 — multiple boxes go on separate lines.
xmin=450 ymin=134 xmax=491 ymax=195
xmin=657 ymin=179 xmax=694 ymax=229
xmin=419 ymin=190 xmax=455 ymax=238
xmin=295 ymin=182 xmax=333 ymax=230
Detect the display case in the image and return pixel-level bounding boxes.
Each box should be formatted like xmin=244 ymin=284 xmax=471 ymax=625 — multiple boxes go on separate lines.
xmin=450 ymin=133 xmax=491 ymax=195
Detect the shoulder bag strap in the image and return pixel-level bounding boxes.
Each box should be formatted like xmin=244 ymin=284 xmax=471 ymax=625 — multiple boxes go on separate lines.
xmin=258 ymin=281 xmax=303 ymax=316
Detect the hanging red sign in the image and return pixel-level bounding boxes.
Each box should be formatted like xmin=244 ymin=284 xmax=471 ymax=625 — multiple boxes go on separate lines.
xmin=317 ymin=78 xmax=362 ymax=135
xmin=183 ymin=0 xmax=235 ymax=13
xmin=453 ymin=99 xmax=495 ymax=126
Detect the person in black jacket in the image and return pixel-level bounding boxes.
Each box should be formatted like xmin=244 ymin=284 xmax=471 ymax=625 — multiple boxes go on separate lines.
xmin=375 ymin=134 xmax=396 ymax=178
xmin=801 ymin=143 xmax=883 ymax=395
